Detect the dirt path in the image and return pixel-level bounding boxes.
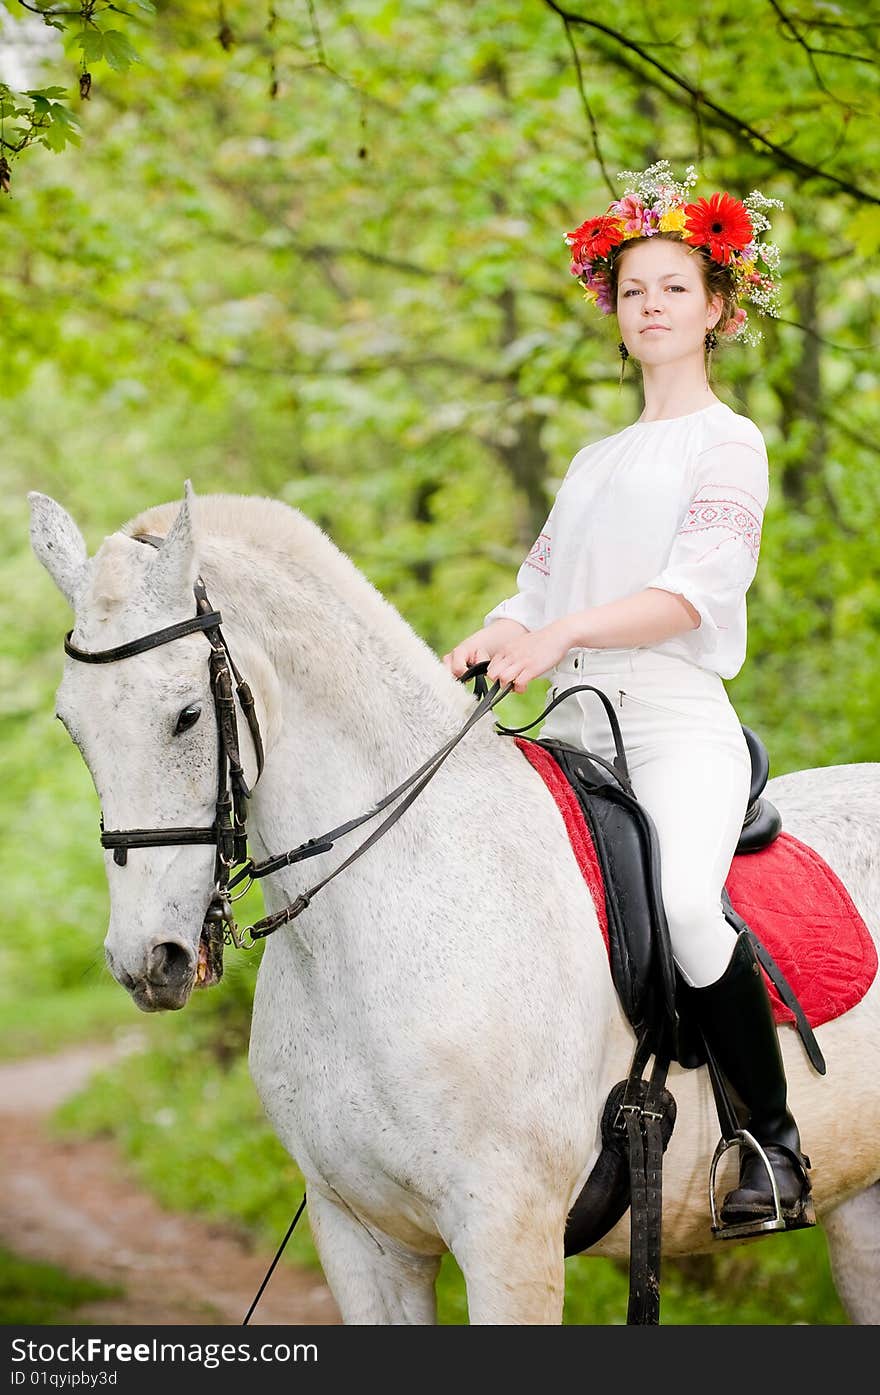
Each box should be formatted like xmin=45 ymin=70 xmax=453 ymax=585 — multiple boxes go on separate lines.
xmin=0 ymin=1041 xmax=340 ymax=1326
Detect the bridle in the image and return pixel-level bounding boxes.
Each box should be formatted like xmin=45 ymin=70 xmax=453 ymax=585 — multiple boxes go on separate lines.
xmin=64 ymin=535 xmax=266 ymax=948
xmin=63 ymin=534 xmax=634 ymax=956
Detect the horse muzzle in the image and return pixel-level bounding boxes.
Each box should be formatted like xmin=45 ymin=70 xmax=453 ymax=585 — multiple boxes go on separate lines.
xmin=106 ymin=937 xmax=196 ymax=1012
xmin=106 ymin=896 xmax=228 ymax=1011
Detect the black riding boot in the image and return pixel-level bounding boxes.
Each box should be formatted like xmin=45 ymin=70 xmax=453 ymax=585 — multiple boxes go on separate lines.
xmin=684 ymin=934 xmax=814 ymax=1230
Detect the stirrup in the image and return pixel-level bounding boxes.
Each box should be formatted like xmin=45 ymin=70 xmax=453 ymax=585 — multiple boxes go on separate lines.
xmin=708 ymin=1130 xmax=816 ymax=1241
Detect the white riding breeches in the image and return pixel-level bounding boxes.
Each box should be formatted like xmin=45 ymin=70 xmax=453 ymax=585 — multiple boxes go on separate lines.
xmin=540 ymin=647 xmax=752 ymax=988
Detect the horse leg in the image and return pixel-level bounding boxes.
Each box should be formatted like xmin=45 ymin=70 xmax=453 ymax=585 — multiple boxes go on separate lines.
xmin=447 ymin=1203 xmax=566 ymax=1324
xmin=823 ymin=1181 xmax=880 ymax=1325
xmin=306 ymin=1189 xmax=441 ymax=1325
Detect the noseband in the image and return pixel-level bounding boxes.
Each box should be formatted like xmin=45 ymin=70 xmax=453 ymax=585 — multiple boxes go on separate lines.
xmin=63 ymin=535 xmax=265 ymax=941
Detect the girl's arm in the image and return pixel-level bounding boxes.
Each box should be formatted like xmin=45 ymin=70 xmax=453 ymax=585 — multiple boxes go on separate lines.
xmin=565 ymin=587 xmax=699 ymax=648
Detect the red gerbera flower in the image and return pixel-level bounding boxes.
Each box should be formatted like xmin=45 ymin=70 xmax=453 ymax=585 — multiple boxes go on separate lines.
xmin=565 ymin=214 xmax=626 ymax=265
xmin=683 ymin=193 xmax=753 ymax=265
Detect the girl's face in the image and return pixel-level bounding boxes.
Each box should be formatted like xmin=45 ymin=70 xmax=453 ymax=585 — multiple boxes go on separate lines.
xmin=615 ymin=237 xmax=722 ymax=364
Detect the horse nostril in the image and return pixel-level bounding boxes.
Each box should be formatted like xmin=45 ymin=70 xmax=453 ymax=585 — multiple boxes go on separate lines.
xmin=148 ymin=940 xmax=194 ymax=986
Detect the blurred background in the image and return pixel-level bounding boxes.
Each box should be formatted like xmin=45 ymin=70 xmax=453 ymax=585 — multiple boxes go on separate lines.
xmin=1 ymin=0 xmax=877 ymax=1324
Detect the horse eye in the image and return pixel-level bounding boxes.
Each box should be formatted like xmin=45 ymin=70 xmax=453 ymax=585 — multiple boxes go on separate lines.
xmin=175 ymin=704 xmax=202 ymax=734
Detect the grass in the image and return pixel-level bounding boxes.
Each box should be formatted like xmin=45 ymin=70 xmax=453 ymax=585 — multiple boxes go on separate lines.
xmin=0 ymin=982 xmax=141 ymax=1061
xmin=0 ymin=1247 xmax=121 ymax=1326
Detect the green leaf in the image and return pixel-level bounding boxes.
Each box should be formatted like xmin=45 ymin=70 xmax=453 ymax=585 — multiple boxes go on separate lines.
xmin=38 ymin=120 xmax=80 ymax=153
xmin=75 ymin=30 xmax=106 ymax=64
xmin=48 ymin=104 xmax=79 ymax=132
xmin=101 ymin=30 xmax=142 ymax=73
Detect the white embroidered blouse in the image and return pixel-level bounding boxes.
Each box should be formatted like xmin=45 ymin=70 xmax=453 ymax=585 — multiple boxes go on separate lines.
xmin=483 ymin=400 xmax=769 ymax=680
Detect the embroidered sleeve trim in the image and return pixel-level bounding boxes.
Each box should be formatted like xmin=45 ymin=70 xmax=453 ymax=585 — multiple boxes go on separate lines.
xmin=524 ymin=532 xmax=551 ymax=576
xmin=678 ymin=497 xmax=762 ymax=561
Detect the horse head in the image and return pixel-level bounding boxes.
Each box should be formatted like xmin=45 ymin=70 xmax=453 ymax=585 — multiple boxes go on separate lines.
xmin=28 ymin=483 xmax=261 ymax=1012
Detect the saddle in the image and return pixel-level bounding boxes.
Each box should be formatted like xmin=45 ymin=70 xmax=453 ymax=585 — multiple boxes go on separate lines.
xmin=533 ymin=726 xmax=808 ymax=1058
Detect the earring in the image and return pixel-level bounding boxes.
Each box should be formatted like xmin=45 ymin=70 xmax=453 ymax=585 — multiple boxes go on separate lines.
xmin=705 ymin=328 xmax=718 ymax=352
xmin=618 ymin=340 xmax=629 ymax=386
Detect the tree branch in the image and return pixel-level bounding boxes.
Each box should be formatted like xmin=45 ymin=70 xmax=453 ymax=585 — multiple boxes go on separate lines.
xmin=768 ymin=0 xmax=873 ymax=109
xmin=542 ymin=0 xmax=880 ymax=205
xmin=561 ymin=17 xmax=616 ymax=197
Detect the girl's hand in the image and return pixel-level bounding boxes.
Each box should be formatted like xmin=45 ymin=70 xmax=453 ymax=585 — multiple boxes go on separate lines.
xmin=442 ymin=619 xmax=528 ymax=678
xmin=486 ymin=620 xmax=576 ymax=693
xmin=442 ymin=637 xmax=491 ymax=678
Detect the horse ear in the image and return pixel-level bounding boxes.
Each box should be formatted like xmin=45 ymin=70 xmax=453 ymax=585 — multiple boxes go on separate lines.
xmin=28 ymin=492 xmax=89 ymax=608
xmin=144 ymin=479 xmax=199 ymax=609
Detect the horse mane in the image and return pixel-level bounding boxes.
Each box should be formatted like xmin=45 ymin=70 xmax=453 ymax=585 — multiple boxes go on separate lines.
xmin=120 ymin=492 xmax=463 ymax=710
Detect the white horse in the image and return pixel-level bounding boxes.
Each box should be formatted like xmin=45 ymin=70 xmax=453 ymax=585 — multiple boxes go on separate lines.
xmin=28 ymin=485 xmax=880 ymax=1325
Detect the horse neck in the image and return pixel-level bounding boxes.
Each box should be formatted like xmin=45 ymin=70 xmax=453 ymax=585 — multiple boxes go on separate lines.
xmin=203 ymin=542 xmax=485 ymax=843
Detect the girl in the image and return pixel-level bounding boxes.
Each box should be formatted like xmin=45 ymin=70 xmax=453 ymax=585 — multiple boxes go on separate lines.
xmin=442 ymin=164 xmax=813 ymax=1235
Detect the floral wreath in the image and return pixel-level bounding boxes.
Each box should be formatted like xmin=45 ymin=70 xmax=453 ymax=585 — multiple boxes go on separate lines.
xmin=564 ymin=162 xmax=784 ymax=345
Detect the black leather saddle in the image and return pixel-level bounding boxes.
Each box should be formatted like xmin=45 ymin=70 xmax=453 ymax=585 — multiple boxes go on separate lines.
xmin=526 ymin=718 xmax=822 ymax=1071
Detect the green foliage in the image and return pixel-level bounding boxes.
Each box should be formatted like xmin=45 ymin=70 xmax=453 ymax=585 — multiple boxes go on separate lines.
xmin=72 ymin=28 xmax=142 ymax=74
xmin=0 ymin=86 xmax=81 ymax=155
xmin=1 ymin=0 xmax=155 ymax=163
xmin=0 ymin=983 xmax=136 ymax=1060
xmin=1 ymin=0 xmax=876 ymax=1325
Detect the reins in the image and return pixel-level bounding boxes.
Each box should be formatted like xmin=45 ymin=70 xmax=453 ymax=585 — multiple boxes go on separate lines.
xmin=235 ymin=677 xmax=633 ymax=939
xmin=64 ymin=543 xmax=634 ymax=951
xmin=232 ymin=667 xmax=515 ymax=939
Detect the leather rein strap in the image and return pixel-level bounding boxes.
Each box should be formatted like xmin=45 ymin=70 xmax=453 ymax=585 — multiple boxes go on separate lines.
xmin=233 ymin=671 xmax=634 ymax=939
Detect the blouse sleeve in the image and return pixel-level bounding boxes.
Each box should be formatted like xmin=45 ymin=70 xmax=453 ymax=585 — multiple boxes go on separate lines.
xmin=644 ymin=435 xmax=769 ymax=659
xmin=483 ymin=506 xmax=554 ymax=633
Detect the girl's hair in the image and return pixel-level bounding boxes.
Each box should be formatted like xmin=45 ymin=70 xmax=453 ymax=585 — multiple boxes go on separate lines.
xmin=609 ymin=233 xmax=739 ymax=335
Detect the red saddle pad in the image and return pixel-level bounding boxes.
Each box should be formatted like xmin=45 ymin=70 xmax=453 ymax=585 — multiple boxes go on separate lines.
xmin=517 ymin=739 xmax=877 ymax=1029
